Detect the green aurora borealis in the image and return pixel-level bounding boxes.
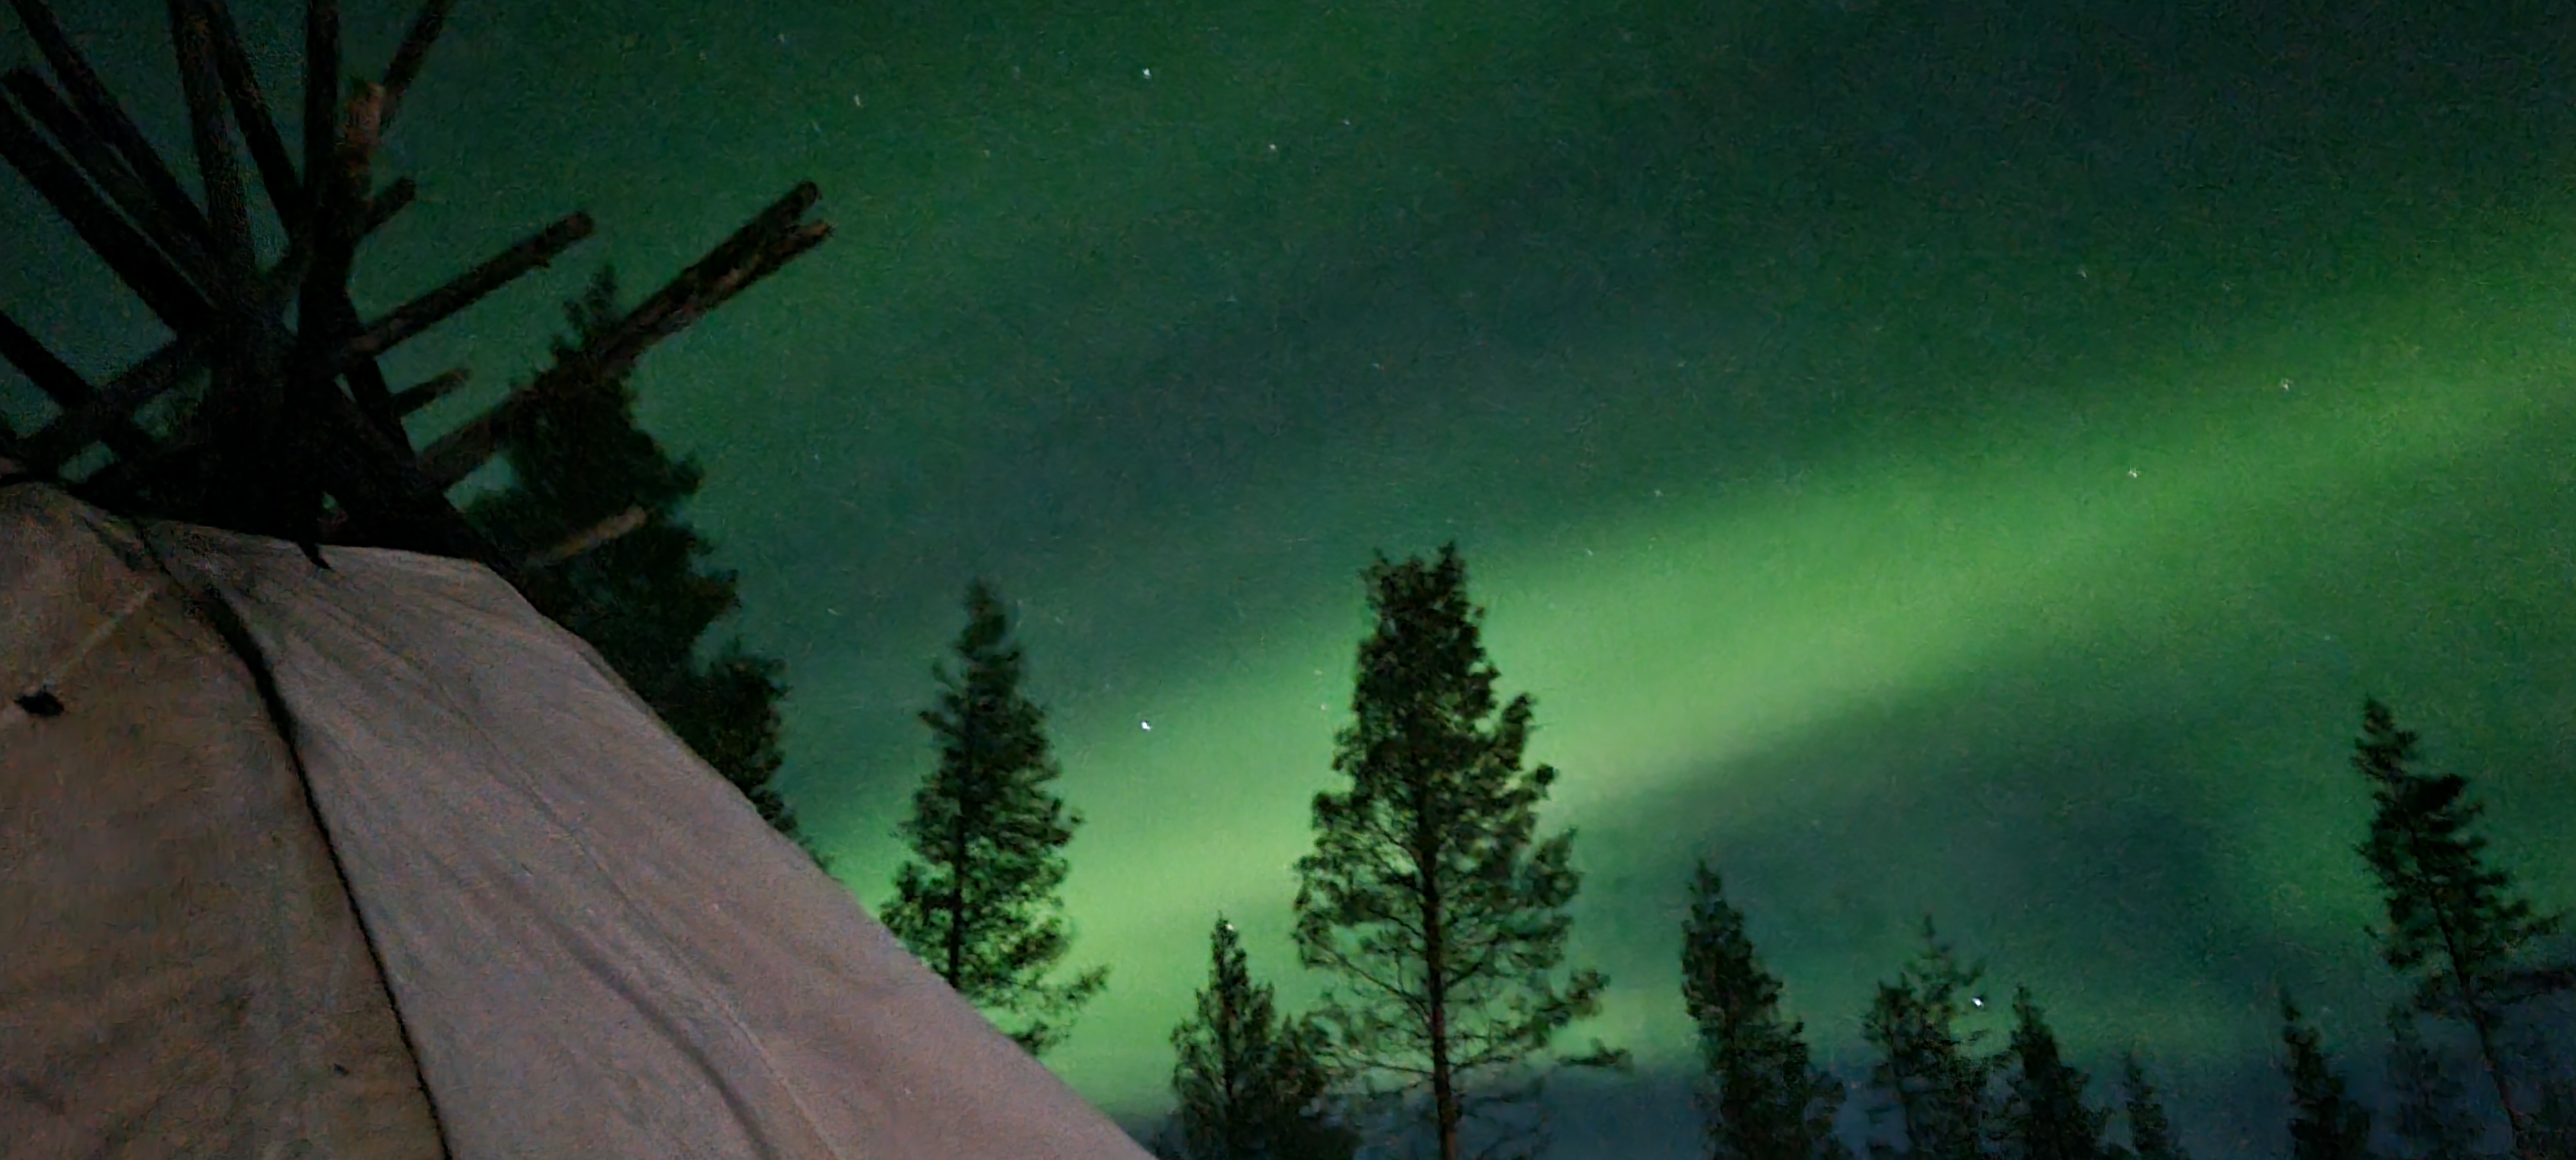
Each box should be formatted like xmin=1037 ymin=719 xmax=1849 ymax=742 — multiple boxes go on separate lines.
xmin=6 ymin=0 xmax=2576 ymax=1153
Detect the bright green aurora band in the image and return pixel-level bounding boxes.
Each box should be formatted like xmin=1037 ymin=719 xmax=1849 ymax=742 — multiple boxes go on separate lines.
xmin=3 ymin=0 xmax=2573 ymax=1154
xmin=988 ymin=223 xmax=2576 ymax=1147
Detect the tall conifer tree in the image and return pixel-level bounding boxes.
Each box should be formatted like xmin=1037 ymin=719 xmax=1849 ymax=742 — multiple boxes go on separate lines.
xmin=1863 ymin=919 xmax=1996 ymax=1160
xmin=2278 ymin=990 xmax=2373 ymax=1160
xmin=1683 ymin=862 xmax=1848 ymax=1160
xmin=464 ymin=267 xmax=806 ymax=855
xmin=1995 ymin=988 xmax=2108 ymax=1160
xmin=1292 ymin=545 xmax=1621 ymax=1160
xmin=2350 ymin=699 xmax=2572 ymax=1157
xmin=882 ymin=580 xmax=1105 ymax=1055
xmin=1163 ymin=917 xmax=1358 ymax=1160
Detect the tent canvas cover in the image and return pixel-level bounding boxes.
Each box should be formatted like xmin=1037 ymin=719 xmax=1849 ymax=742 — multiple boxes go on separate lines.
xmin=0 ymin=0 xmax=1151 ymax=1154
xmin=1 ymin=473 xmax=1153 ymax=1159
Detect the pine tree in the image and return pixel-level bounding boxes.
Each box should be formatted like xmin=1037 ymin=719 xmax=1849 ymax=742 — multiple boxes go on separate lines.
xmin=464 ymin=267 xmax=808 ymax=855
xmin=1862 ymin=919 xmax=1996 ymax=1160
xmin=2279 ymin=990 xmax=2374 ymax=1160
xmin=2351 ymin=699 xmax=2572 ymax=1157
xmin=1995 ymin=988 xmax=2108 ymax=1160
xmin=2113 ymin=1053 xmax=2188 ymax=1160
xmin=1165 ymin=917 xmax=1360 ymax=1160
xmin=882 ymin=580 xmax=1106 ymax=1055
xmin=1291 ymin=545 xmax=1622 ymax=1160
xmin=1683 ymin=862 xmax=1849 ymax=1160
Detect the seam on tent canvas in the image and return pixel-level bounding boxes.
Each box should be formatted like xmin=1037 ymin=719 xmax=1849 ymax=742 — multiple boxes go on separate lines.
xmin=137 ymin=531 xmax=463 ymax=1160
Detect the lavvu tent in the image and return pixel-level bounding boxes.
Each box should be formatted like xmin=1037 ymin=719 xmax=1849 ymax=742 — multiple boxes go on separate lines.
xmin=0 ymin=0 xmax=1153 ymax=1154
xmin=1 ymin=470 xmax=1153 ymax=1157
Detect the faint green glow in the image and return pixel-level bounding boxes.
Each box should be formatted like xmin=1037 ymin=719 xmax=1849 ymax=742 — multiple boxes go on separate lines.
xmin=964 ymin=215 xmax=2576 ymax=1113
xmin=6 ymin=3 xmax=2573 ymax=1150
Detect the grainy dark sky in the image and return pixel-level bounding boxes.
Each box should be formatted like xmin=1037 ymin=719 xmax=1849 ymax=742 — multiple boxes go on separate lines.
xmin=6 ymin=0 xmax=2575 ymax=1154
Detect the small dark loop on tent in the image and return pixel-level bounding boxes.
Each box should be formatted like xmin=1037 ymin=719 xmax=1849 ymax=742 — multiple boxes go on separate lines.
xmin=15 ymin=689 xmax=64 ymax=717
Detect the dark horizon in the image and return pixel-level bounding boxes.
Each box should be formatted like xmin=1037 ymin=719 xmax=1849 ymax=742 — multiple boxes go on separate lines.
xmin=4 ymin=0 xmax=2573 ymax=1155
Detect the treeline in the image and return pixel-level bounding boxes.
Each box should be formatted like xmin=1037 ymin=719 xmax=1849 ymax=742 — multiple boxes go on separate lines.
xmin=488 ymin=305 xmax=2569 ymax=1160
xmin=1671 ymin=689 xmax=2576 ymax=1160
xmin=868 ymin=544 xmax=2575 ymax=1160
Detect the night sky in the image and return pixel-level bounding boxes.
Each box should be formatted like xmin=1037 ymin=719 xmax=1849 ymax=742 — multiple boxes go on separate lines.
xmin=6 ymin=0 xmax=2576 ymax=1154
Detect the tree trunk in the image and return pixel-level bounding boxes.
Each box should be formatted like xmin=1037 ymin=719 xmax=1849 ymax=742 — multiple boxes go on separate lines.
xmin=1220 ymin=981 xmax=1243 ymax=1156
xmin=1420 ymin=795 xmax=1458 ymax=1160
xmin=2433 ymin=862 xmax=2531 ymax=1159
xmin=1429 ymin=926 xmax=1457 ymax=1160
xmin=945 ymin=800 xmax=970 ymax=989
xmin=2458 ymin=974 xmax=2530 ymax=1160
xmin=944 ymin=715 xmax=982 ymax=992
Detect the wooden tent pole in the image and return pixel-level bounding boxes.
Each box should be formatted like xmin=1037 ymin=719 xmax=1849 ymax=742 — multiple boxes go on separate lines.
xmin=6 ymin=0 xmax=213 ymax=243
xmin=17 ymin=235 xmax=315 ymax=474
xmin=590 ymin=182 xmax=820 ymax=368
xmin=3 ymin=0 xmax=831 ymax=572
xmin=17 ymin=156 xmax=417 ymax=481
xmin=375 ymin=0 xmax=456 ymax=137
xmin=302 ymin=0 xmax=339 ymax=198
xmin=338 ymin=211 xmax=596 ymax=365
xmin=0 ymin=311 xmax=159 ymax=462
xmin=365 ymin=176 xmax=417 ymax=232
xmin=170 ymin=0 xmax=257 ymax=296
xmin=595 ymin=224 xmax=831 ymax=381
xmin=415 ymin=194 xmax=829 ymax=489
xmin=0 ymin=95 xmax=211 ymax=329
xmin=388 ymin=367 xmax=470 ymax=416
xmin=13 ymin=163 xmax=424 ymax=482
xmin=295 ymin=84 xmax=398 ymax=448
xmin=171 ymin=0 xmax=312 ymax=538
xmin=0 ymin=69 xmax=217 ymax=287
xmin=200 ymin=0 xmax=306 ymax=225
xmin=693 ymin=222 xmax=829 ymax=326
xmin=19 ymin=332 xmax=208 ymax=474
xmin=523 ymin=505 xmax=647 ymax=569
